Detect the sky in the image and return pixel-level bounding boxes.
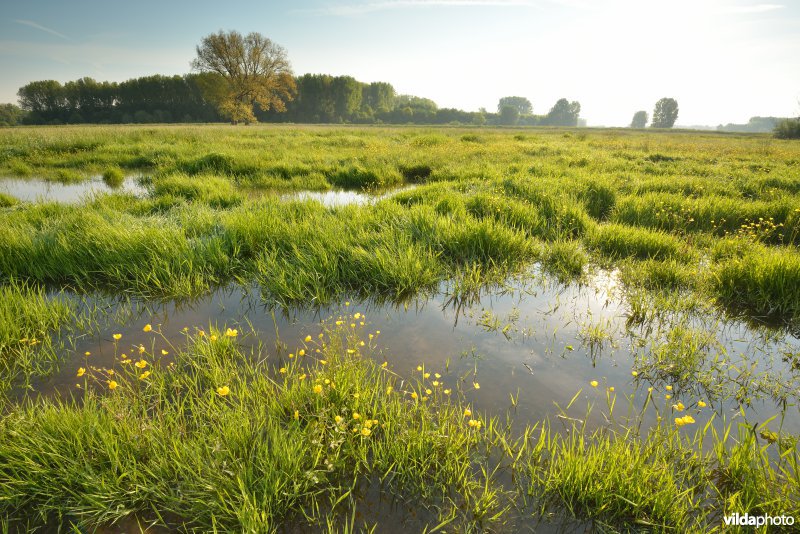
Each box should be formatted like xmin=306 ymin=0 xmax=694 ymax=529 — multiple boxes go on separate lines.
xmin=0 ymin=0 xmax=798 ymax=126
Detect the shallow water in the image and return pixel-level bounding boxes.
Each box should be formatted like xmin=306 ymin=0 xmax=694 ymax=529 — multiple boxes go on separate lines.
xmin=24 ymin=268 xmax=800 ymax=438
xmin=281 ymin=186 xmax=416 ymax=207
xmin=0 ymin=176 xmax=147 ymax=203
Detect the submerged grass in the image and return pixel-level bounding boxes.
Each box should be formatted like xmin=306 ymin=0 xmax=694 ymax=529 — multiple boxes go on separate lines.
xmin=0 ymin=321 xmax=796 ymax=532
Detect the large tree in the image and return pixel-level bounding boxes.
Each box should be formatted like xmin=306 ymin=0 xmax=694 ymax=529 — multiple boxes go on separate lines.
xmin=544 ymin=98 xmax=581 ymax=126
xmin=651 ymin=98 xmax=678 ymax=128
xmin=630 ymin=110 xmax=648 ymax=128
xmin=497 ymin=96 xmax=532 ymax=116
xmin=192 ymin=31 xmax=296 ymax=124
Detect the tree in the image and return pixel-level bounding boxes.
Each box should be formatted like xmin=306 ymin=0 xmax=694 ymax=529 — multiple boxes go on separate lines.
xmin=497 ymin=96 xmax=532 ymax=116
xmin=651 ymin=98 xmax=678 ymax=128
xmin=544 ymin=98 xmax=581 ymax=126
xmin=630 ymin=110 xmax=648 ymax=128
xmin=498 ymin=105 xmax=520 ymax=125
xmin=192 ymin=30 xmax=296 ymax=124
xmin=0 ymin=103 xmax=26 ymax=126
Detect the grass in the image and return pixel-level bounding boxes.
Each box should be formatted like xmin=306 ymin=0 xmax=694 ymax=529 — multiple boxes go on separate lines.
xmin=1 ymin=124 xmax=800 ymax=531
xmin=0 ymin=321 xmax=796 ymax=532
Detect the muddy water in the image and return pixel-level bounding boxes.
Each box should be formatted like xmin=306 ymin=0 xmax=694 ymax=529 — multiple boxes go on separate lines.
xmin=0 ymin=176 xmax=146 ymax=203
xmin=25 ymin=269 xmax=800 ymax=437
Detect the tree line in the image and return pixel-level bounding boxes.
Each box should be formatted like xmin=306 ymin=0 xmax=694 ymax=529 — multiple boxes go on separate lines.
xmin=10 ymin=75 xmax=583 ymax=127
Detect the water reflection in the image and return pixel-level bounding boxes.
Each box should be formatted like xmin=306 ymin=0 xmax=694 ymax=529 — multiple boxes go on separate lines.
xmin=281 ymin=186 xmax=416 ymax=208
xmin=0 ymin=176 xmax=146 ymax=203
xmin=23 ymin=269 xmax=800 ymax=438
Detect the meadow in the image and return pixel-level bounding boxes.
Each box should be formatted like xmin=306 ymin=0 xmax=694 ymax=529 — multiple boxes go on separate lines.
xmin=0 ymin=124 xmax=799 ymax=532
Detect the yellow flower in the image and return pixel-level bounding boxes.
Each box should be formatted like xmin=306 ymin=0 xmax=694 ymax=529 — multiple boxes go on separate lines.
xmin=416 ymin=365 xmax=423 ymax=371
xmin=361 ymin=427 xmax=371 ymax=436
xmin=468 ymin=419 xmax=482 ymax=429
xmin=345 ymin=301 xmax=350 ymax=306
xmin=299 ymin=374 xmax=307 ymax=381
xmin=107 ymin=370 xmax=115 ymax=376
xmin=698 ymin=400 xmax=707 ymax=408
xmin=85 ymin=351 xmax=91 ymax=356
xmin=381 ymin=361 xmax=388 ymax=368
xmin=335 ymin=415 xmax=344 ymax=424
xmin=143 ymin=324 xmax=152 ymax=332
xmin=121 ymin=359 xmax=131 ymax=364
xmin=666 ymin=385 xmax=673 ymax=391
xmin=138 ymin=371 xmax=151 ymax=380
xmin=293 ymin=410 xmax=299 ymax=420
xmin=432 ymin=381 xmax=440 ymax=387
xmin=359 ymin=341 xmax=365 ymax=346
xmin=631 ymin=371 xmax=638 ymax=377
xmin=647 ymin=387 xmax=653 ymax=392
xmin=210 ymin=335 xmax=218 ymax=341
xmin=354 ymin=313 xmax=361 ymax=319
xmin=673 ymin=402 xmax=685 ymax=412
xmin=590 ymin=380 xmax=598 ymax=387
xmin=304 ymin=335 xmax=312 ymax=342
xmin=336 ymin=320 xmax=343 ymax=326
xmin=386 ymin=386 xmax=393 ymax=394
xmin=138 ymin=345 xmax=146 ymax=354
xmin=217 ymin=385 xmax=230 ymax=396
xmin=352 ymin=412 xmax=361 ymax=420
xmin=108 ymin=380 xmax=118 ymax=390
xmin=444 ymin=389 xmax=451 ymax=395
xmin=463 ymin=408 xmax=472 ymax=417
xmin=135 ymin=360 xmax=148 ymax=369
xmin=161 ymin=349 xmax=168 ymax=356
xmin=77 ymin=367 xmax=86 ymax=377
xmin=675 ymin=417 xmax=685 ymax=427
xmin=324 ymin=378 xmax=330 ymax=385
xmin=608 ymin=386 xmax=615 ymax=392
xmin=198 ymin=330 xmax=206 ymax=337
xmin=425 ymin=389 xmax=432 ymax=395
xmin=683 ymin=415 xmax=695 ymax=424
xmin=350 ymin=323 xmax=355 ymax=328
xmin=298 ymin=349 xmax=306 ymax=357
xmin=113 ymin=333 xmax=122 ymax=340
xmin=434 ymin=373 xmax=441 ymax=379
xmin=423 ymin=372 xmax=430 ymax=379
xmin=473 ymin=382 xmax=480 ymax=390
xmin=347 ymin=349 xmax=356 ymax=354
xmin=288 ymin=353 xmax=294 ymax=359
xmin=319 ymin=359 xmax=327 ymax=365
xmin=279 ymin=367 xmax=287 ymax=374
xmin=376 ymin=330 xmax=380 ymax=335
xmin=313 ymin=384 xmax=323 ymax=394
xmin=410 ymin=391 xmax=418 ymax=399
xmin=665 ymin=394 xmax=672 ymax=400
xmin=225 ymin=328 xmax=238 ymax=338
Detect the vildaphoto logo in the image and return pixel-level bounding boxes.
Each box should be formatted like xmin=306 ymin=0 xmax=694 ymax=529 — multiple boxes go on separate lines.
xmin=723 ymin=513 xmax=795 ymax=527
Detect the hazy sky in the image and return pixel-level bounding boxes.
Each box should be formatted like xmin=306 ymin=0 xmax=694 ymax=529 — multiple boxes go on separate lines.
xmin=1 ymin=0 xmax=798 ymax=126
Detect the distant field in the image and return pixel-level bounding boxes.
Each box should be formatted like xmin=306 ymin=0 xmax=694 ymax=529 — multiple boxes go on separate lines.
xmin=0 ymin=125 xmax=799 ymax=532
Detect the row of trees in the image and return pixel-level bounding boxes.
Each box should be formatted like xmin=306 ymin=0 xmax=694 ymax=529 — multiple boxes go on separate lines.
xmin=629 ymin=98 xmax=679 ymax=128
xmin=495 ymin=96 xmax=582 ymax=126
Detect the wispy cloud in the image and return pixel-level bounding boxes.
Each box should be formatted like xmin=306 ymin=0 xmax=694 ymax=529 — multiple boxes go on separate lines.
xmin=721 ymin=3 xmax=784 ymax=14
xmin=297 ymin=0 xmax=549 ymax=16
xmin=13 ymin=19 xmax=71 ymax=41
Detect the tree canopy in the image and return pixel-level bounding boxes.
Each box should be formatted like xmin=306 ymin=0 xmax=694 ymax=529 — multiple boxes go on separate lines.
xmin=192 ymin=31 xmax=296 ymax=124
xmin=543 ymin=98 xmax=581 ymax=126
xmin=630 ymin=110 xmax=648 ymax=128
xmin=651 ymin=98 xmax=679 ymax=128
xmin=497 ymin=96 xmax=532 ymax=116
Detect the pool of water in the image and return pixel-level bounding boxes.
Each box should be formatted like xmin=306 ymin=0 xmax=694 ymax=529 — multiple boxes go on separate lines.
xmin=23 ymin=268 xmax=800 ymax=437
xmin=0 ymin=176 xmax=147 ymax=203
xmin=281 ymin=186 xmax=416 ymax=208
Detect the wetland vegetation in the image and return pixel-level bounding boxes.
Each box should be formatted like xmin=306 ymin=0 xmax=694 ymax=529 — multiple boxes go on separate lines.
xmin=0 ymin=124 xmax=799 ymax=532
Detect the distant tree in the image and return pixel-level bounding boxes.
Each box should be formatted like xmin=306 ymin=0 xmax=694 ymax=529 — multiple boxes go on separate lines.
xmin=0 ymin=103 xmax=26 ymax=126
xmin=651 ymin=98 xmax=679 ymax=128
xmin=497 ymin=96 xmax=532 ymax=116
xmin=17 ymin=80 xmax=67 ymax=120
xmin=774 ymin=117 xmax=800 ymax=139
xmin=630 ymin=110 xmax=648 ymax=128
xmin=192 ymin=30 xmax=296 ymax=124
xmin=498 ymin=105 xmax=520 ymax=125
xmin=544 ymin=98 xmax=581 ymax=126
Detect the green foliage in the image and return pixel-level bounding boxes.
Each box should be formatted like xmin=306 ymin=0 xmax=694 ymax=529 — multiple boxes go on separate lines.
xmin=774 ymin=117 xmax=800 ymax=139
xmin=652 ymin=98 xmax=679 ymax=128
xmin=630 ymin=110 xmax=648 ymax=128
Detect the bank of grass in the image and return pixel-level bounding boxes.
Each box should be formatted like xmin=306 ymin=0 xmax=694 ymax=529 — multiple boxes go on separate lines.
xmin=0 ymin=321 xmax=796 ymax=532
xmin=1 ymin=124 xmax=799 ymax=321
